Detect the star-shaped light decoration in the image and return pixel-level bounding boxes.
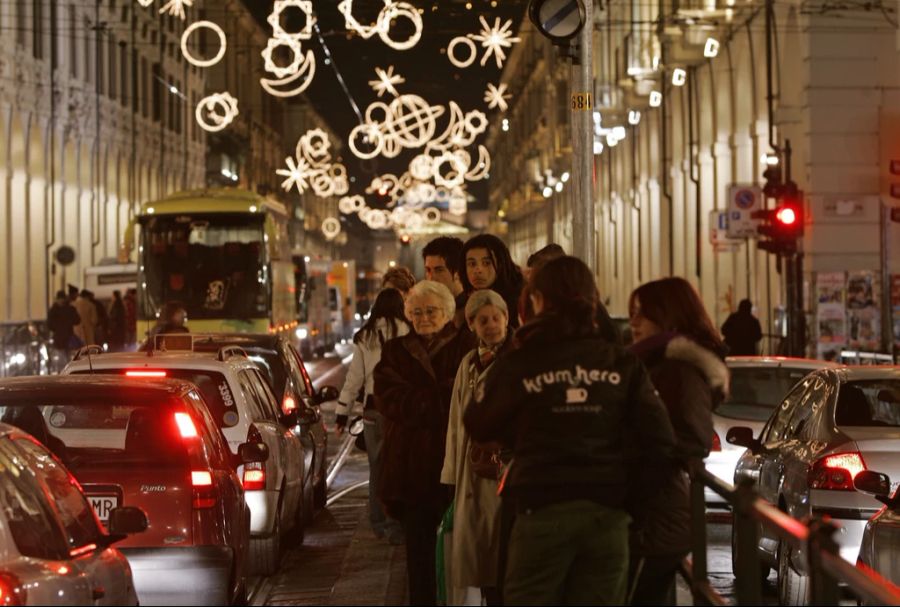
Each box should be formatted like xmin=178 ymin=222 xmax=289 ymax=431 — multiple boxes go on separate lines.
xmin=470 ymin=16 xmax=521 ymax=68
xmin=484 ymin=83 xmax=511 ymax=112
xmin=369 ymin=66 xmax=405 ymax=98
xmin=276 ymin=156 xmax=315 ymax=194
xmin=158 ymin=0 xmax=192 ymax=19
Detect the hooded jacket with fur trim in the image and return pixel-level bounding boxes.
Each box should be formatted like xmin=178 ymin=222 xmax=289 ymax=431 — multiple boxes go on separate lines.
xmin=628 ymin=331 xmax=730 ymax=557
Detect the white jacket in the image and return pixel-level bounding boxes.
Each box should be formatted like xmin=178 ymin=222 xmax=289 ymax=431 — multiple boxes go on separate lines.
xmin=336 ymin=318 xmax=409 ymax=416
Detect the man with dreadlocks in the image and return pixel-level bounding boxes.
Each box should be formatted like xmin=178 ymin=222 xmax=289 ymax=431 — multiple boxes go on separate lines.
xmin=460 ymin=234 xmax=525 ymax=329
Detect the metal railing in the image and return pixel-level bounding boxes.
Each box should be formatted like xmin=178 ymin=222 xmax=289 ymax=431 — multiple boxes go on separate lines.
xmin=684 ymin=467 xmax=900 ymax=605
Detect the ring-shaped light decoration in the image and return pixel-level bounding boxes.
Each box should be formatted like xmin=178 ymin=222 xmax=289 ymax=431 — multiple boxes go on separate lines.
xmin=433 ymin=152 xmax=467 ymax=188
xmin=448 ymin=36 xmax=478 ymax=69
xmin=181 ymin=21 xmax=226 ymax=68
xmin=196 ymin=92 xmax=239 ymax=132
xmin=366 ymin=210 xmax=390 ymax=230
xmin=404 ymin=211 xmax=425 ymax=231
xmin=262 ymin=36 xmax=304 ymax=79
xmin=386 ymin=95 xmax=443 ymax=150
xmin=377 ymin=2 xmax=423 ymax=51
xmin=434 ymin=186 xmax=451 ymax=202
xmin=310 ymin=171 xmax=336 ymax=197
xmin=338 ymin=197 xmax=356 ymax=215
xmin=409 ymin=154 xmax=434 ymax=181
xmin=330 ymin=163 xmax=347 ymax=180
xmin=464 ymin=110 xmax=488 ymax=137
xmin=448 ymin=188 xmax=468 ymax=216
xmin=414 ymin=182 xmax=436 ymax=204
xmin=423 ymin=207 xmax=442 ymax=225
xmin=260 ymin=48 xmax=316 ymax=97
xmin=334 ymin=177 xmax=350 ymax=196
xmin=268 ymin=0 xmax=315 ymax=40
xmin=321 ymin=217 xmax=342 ymax=240
xmin=349 ymin=124 xmax=385 ymax=160
xmin=298 ymin=128 xmax=332 ymax=164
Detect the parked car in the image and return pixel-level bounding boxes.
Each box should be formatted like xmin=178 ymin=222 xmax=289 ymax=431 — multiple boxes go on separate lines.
xmin=705 ymin=356 xmax=838 ymax=505
xmin=64 ymin=345 xmax=304 ymax=575
xmin=855 ymin=466 xmax=900 ymax=594
xmin=728 ymin=366 xmax=900 ymax=605
xmin=190 ymin=334 xmax=336 ymax=512
xmin=0 ymin=375 xmax=264 ymax=605
xmin=0 ymin=421 xmax=145 ymax=606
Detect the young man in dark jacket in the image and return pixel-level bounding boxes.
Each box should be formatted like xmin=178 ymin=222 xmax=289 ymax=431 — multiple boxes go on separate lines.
xmin=464 ymin=256 xmax=676 ymax=605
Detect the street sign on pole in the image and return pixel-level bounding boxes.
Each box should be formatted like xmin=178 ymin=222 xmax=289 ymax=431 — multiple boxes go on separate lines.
xmin=710 ymin=211 xmax=743 ymax=253
xmin=726 ymin=184 xmax=762 ymax=238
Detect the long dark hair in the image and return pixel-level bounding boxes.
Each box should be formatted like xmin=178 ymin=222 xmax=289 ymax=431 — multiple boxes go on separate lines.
xmin=460 ymin=234 xmax=524 ymax=320
xmin=628 ymin=277 xmax=724 ymax=353
xmin=354 ymin=288 xmax=409 ymax=346
xmin=530 ymin=256 xmax=598 ymax=336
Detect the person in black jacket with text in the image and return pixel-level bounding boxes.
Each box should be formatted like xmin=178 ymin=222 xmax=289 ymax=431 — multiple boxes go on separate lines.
xmin=464 ymin=256 xmax=676 ymax=606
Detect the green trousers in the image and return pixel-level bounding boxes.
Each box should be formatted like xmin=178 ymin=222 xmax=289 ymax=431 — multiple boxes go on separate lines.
xmin=504 ymin=499 xmax=631 ymax=606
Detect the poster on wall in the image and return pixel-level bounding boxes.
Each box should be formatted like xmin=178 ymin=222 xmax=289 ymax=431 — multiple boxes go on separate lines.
xmin=847 ymin=270 xmax=881 ymax=351
xmin=892 ymin=275 xmax=900 ymax=353
xmin=816 ymin=272 xmax=847 ymax=361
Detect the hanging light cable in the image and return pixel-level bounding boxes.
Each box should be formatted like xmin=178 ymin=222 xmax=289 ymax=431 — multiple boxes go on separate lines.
xmin=312 ymin=21 xmax=364 ymax=125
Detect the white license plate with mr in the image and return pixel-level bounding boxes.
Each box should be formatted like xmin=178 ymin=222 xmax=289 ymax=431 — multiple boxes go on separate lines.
xmin=89 ymin=495 xmax=118 ymax=522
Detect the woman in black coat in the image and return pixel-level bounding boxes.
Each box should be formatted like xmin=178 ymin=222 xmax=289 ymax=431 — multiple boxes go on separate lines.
xmin=374 ymin=280 xmax=475 ymax=606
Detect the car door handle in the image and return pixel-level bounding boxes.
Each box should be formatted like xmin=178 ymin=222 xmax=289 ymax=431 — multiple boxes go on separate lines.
xmin=93 ymin=586 xmax=106 ymax=600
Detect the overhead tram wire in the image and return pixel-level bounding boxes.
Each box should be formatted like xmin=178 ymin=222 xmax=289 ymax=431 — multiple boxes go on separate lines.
xmin=312 ymin=20 xmax=364 ymax=126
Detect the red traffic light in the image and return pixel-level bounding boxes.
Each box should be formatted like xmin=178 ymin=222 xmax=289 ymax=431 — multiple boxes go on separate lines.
xmin=776 ymin=207 xmax=796 ymax=226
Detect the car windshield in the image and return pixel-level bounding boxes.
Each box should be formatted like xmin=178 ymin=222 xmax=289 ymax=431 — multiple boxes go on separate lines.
xmin=717 ymin=366 xmax=815 ymax=421
xmin=835 ymin=380 xmax=900 ymax=427
xmin=0 ymin=401 xmax=187 ymax=466
xmin=139 ymin=213 xmax=268 ymax=320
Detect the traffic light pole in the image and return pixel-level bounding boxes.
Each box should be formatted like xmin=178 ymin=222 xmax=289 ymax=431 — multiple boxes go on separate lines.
xmin=781 ymin=140 xmax=806 ymax=357
xmin=571 ymin=0 xmax=595 ymax=272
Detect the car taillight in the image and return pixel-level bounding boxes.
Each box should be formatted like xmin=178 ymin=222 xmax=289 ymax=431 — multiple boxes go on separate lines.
xmin=0 ymin=572 xmax=25 ymax=605
xmin=174 ymin=412 xmax=199 ymax=439
xmin=711 ymin=431 xmax=722 ymax=452
xmin=809 ymin=451 xmax=867 ymax=491
xmin=191 ymin=470 xmax=217 ymax=508
xmin=125 ymin=370 xmax=167 ymax=377
xmin=283 ymin=394 xmax=297 ymax=415
xmin=242 ymin=463 xmax=266 ymax=491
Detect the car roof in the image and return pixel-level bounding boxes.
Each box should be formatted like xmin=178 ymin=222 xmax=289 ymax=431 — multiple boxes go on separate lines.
xmin=189 ymin=333 xmax=282 ymax=351
xmin=0 ymin=375 xmax=195 ymax=401
xmin=833 ymin=366 xmax=900 ymax=382
xmin=725 ymin=356 xmax=839 ymax=370
xmin=65 ymin=350 xmax=255 ymax=372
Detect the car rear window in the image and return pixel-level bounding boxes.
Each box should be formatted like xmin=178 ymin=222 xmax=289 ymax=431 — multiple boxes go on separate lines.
xmin=0 ymin=402 xmax=188 ymax=465
xmin=717 ymin=367 xmax=813 ymax=421
xmin=835 ymin=380 xmax=900 ymax=427
xmin=73 ymin=369 xmax=239 ymax=428
xmin=246 ymin=351 xmax=286 ymax=396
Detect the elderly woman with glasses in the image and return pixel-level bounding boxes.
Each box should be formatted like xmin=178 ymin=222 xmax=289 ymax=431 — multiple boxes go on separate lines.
xmin=441 ymin=289 xmax=512 ymax=605
xmin=374 ymin=280 xmax=475 ymax=606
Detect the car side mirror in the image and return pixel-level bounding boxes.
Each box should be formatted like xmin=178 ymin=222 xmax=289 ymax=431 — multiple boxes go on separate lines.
xmin=316 ymin=385 xmax=339 ymax=404
xmin=239 ymin=442 xmax=269 ymax=465
xmin=298 ymin=405 xmax=319 ymax=426
xmin=106 ymin=506 xmax=149 ymax=541
xmin=726 ymin=426 xmax=758 ymax=450
xmin=854 ymin=470 xmax=892 ymax=502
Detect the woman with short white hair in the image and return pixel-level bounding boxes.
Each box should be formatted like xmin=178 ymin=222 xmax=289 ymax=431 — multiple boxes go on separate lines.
xmin=441 ymin=289 xmax=511 ymax=605
xmin=374 ymin=280 xmax=475 ymax=605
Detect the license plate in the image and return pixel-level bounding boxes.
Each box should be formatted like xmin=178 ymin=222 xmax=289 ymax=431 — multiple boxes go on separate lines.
xmin=88 ymin=495 xmax=118 ymax=522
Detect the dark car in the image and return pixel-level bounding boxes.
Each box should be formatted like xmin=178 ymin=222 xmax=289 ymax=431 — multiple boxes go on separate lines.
xmin=192 ymin=334 xmax=337 ymax=513
xmin=0 ymin=375 xmax=268 ymax=606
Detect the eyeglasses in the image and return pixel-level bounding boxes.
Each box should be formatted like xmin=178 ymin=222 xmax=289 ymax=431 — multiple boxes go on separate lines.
xmin=409 ymin=306 xmax=443 ymax=319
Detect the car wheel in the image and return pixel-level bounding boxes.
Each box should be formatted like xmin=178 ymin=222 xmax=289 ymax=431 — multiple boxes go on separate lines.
xmin=777 ymin=540 xmax=808 ymax=606
xmin=249 ymin=516 xmax=281 ymax=576
xmin=731 ymin=521 xmax=771 ymax=583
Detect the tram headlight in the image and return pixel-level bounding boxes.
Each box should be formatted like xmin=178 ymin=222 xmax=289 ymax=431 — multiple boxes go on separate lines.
xmin=296 ymin=327 xmax=309 ymax=340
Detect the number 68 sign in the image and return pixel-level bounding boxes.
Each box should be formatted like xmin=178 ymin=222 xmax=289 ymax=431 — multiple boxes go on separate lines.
xmin=571 ymin=92 xmax=592 ymax=111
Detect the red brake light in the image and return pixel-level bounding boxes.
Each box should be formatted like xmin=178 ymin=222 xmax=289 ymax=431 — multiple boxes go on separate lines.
xmin=125 ymin=370 xmax=167 ymax=377
xmin=0 ymin=572 xmax=25 ymax=605
xmin=809 ymin=452 xmax=866 ymax=491
xmin=283 ymin=395 xmax=297 ymax=414
xmin=174 ymin=412 xmax=199 ymax=439
xmin=191 ymin=471 xmax=212 ymax=487
xmin=242 ymin=465 xmax=266 ymax=491
xmin=68 ymin=543 xmax=97 ymax=558
xmin=711 ymin=431 xmax=722 ymax=452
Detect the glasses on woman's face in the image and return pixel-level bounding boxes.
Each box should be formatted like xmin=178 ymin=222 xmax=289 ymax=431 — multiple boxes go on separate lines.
xmin=409 ymin=306 xmax=442 ymax=319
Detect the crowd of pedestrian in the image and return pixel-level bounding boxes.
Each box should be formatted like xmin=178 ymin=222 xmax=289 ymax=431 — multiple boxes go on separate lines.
xmin=337 ymin=234 xmax=738 ymax=606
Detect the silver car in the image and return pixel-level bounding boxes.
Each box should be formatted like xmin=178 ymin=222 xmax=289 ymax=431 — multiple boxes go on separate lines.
xmin=705 ymin=356 xmax=837 ymax=506
xmin=728 ymin=366 xmax=900 ymax=605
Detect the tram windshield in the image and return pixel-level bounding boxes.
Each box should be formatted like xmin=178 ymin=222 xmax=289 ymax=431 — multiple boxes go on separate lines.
xmin=139 ymin=213 xmax=268 ymax=320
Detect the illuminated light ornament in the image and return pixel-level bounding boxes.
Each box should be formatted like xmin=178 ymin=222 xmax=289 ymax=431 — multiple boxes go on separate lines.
xmin=649 ymin=90 xmax=662 ymax=107
xmin=369 ymin=66 xmax=406 ymax=98
xmin=337 ymin=0 xmax=381 ymax=39
xmin=470 ymin=16 xmax=521 ymax=68
xmin=310 ymin=172 xmax=336 ymax=197
xmin=423 ymin=207 xmax=442 ymax=224
xmin=321 ymin=217 xmax=342 ymax=240
xmin=365 ymin=210 xmax=390 ymax=230
xmin=159 ymin=0 xmax=192 ymax=19
xmin=260 ymin=45 xmax=316 ymax=97
xmin=413 ymin=182 xmax=436 ymax=206
xmin=672 ymin=68 xmax=687 ymax=86
xmin=296 ymin=128 xmax=332 ymax=165
xmin=484 ymin=83 xmax=511 ymax=112
xmin=409 ymin=154 xmax=434 ymax=181
xmin=448 ymin=188 xmax=468 ymax=215
xmin=276 ymin=156 xmax=315 ymax=194
xmin=137 ymin=0 xmax=154 ymax=7
xmin=447 ymin=36 xmax=478 ymax=69
xmin=331 ymin=165 xmax=350 ymax=196
xmin=181 ymin=21 xmax=227 ymax=68
xmin=196 ymin=93 xmax=238 ymax=132
xmin=349 ymin=124 xmax=386 ymax=159
xmin=433 ymin=152 xmax=467 ymax=188
xmin=465 ymin=145 xmax=491 ymax=181
xmin=339 ymin=195 xmax=365 ymax=214
xmin=338 ymin=0 xmax=423 ymax=51
xmin=349 ymin=95 xmax=444 ymax=160
xmin=262 ymin=36 xmax=306 ymax=79
xmin=268 ymin=0 xmax=315 ymax=40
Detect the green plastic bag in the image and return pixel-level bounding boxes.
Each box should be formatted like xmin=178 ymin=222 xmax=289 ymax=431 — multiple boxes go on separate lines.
xmin=436 ymin=499 xmax=454 ymax=605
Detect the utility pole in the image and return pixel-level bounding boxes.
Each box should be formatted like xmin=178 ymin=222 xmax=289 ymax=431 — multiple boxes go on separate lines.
xmin=571 ymin=1 xmax=594 ymax=271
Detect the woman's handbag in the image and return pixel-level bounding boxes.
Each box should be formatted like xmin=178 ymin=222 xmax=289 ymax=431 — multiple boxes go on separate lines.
xmin=468 ymin=440 xmax=504 ymax=480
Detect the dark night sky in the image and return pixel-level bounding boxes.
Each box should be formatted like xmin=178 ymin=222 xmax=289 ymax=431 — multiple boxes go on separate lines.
xmin=246 ymin=0 xmax=528 ymax=207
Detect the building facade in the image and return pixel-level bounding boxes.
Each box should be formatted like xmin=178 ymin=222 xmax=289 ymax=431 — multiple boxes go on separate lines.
xmin=489 ymin=1 xmax=900 ymax=356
